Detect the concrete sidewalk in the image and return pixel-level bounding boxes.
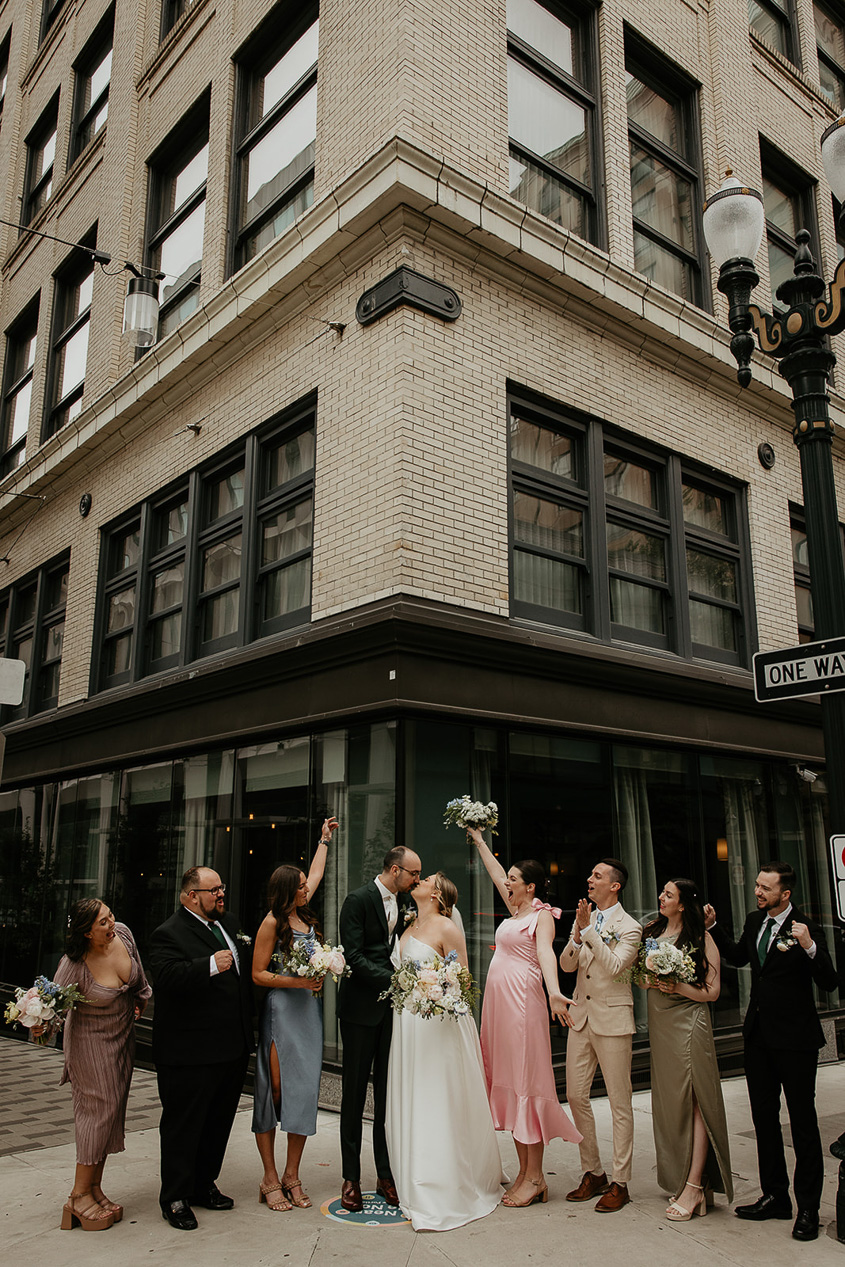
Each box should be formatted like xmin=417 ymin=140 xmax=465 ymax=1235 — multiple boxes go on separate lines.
xmin=1 ymin=1036 xmax=844 ymax=1265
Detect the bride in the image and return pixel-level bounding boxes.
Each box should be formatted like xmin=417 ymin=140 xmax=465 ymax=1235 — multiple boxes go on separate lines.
xmin=385 ymin=872 xmax=504 ymax=1231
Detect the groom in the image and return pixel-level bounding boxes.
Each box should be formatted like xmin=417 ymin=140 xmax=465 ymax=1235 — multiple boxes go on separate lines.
xmin=337 ymin=844 xmax=422 ymax=1212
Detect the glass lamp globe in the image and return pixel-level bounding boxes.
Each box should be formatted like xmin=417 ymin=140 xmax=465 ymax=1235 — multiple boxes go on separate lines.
xmin=702 ymin=172 xmax=765 ymax=267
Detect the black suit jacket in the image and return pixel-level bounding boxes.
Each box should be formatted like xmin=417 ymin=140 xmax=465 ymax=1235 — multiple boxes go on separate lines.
xmin=711 ymin=905 xmax=838 ymax=1051
xmin=336 ymin=881 xmax=409 ymax=1027
xmin=150 ymin=907 xmax=255 ymax=1066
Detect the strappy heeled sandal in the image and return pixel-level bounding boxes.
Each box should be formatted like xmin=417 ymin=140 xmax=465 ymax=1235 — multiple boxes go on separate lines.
xmin=505 ymin=1170 xmax=525 ymax=1197
xmin=502 ymin=1177 xmax=549 ymax=1207
xmin=282 ymin=1175 xmax=312 ymax=1208
xmin=665 ymin=1183 xmax=706 ymax=1221
xmin=91 ymin=1185 xmax=123 ymax=1222
xmin=60 ymin=1193 xmax=115 ymax=1231
xmin=259 ymin=1180 xmax=292 ymax=1211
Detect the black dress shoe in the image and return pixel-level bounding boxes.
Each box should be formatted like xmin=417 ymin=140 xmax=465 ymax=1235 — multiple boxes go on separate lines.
xmin=161 ymin=1200 xmax=198 ymax=1231
xmin=192 ymin=1183 xmax=234 ymax=1210
xmin=734 ymin=1193 xmax=792 ymax=1221
xmin=341 ymin=1179 xmax=363 ymax=1212
xmin=792 ymin=1209 xmax=820 ymax=1241
xmin=831 ymin=1136 xmax=845 ymax=1162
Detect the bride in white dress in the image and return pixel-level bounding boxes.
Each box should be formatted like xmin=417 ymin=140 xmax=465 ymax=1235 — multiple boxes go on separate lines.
xmin=385 ymin=872 xmax=504 ymax=1232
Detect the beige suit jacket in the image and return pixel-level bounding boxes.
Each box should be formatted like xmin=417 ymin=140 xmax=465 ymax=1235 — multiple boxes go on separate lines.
xmin=560 ymin=906 xmax=642 ymax=1036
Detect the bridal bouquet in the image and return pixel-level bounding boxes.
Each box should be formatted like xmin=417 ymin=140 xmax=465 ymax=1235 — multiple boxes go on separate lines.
xmin=271 ymin=939 xmax=351 ymax=982
xmin=380 ymin=950 xmax=478 ymax=1020
xmin=4 ymin=976 xmax=88 ymax=1044
xmin=443 ymin=795 xmax=499 ymax=834
xmin=629 ymin=938 xmax=697 ymax=987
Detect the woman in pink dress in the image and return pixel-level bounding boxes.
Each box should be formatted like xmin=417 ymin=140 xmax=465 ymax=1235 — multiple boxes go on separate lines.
xmin=468 ymin=827 xmax=581 ymax=1208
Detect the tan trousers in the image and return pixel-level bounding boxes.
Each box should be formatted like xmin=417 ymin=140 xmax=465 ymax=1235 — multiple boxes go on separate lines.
xmin=565 ymin=1021 xmax=634 ymax=1184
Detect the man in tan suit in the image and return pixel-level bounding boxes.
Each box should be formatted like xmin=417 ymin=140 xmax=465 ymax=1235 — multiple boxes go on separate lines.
xmin=559 ymin=859 xmax=641 ymax=1213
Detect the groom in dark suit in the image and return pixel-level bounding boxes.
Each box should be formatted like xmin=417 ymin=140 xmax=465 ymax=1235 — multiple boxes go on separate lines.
xmin=705 ymin=860 xmax=838 ymax=1242
xmin=150 ymin=867 xmax=254 ymax=1231
xmin=337 ymin=845 xmax=422 ymax=1212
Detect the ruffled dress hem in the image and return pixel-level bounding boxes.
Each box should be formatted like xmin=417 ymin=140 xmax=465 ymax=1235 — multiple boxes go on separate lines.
xmin=487 ymin=1083 xmax=583 ymax=1146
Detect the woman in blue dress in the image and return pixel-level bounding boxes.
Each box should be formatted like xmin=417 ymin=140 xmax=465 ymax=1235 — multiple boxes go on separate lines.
xmin=252 ymin=817 xmax=338 ymax=1211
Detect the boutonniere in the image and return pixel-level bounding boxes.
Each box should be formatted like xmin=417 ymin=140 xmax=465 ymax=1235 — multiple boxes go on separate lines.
xmin=775 ymin=932 xmax=797 ymax=951
xmin=236 ymin=930 xmax=252 ymax=946
xmin=597 ymin=927 xmax=620 ymax=946
xmin=403 ymin=908 xmax=417 ymax=927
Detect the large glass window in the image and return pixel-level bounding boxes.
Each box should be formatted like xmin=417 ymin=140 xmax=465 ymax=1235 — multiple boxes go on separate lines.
xmin=70 ymin=10 xmax=113 ymax=162
xmin=232 ymin=7 xmax=318 ymax=270
xmin=95 ymin=401 xmax=315 ymax=691
xmin=506 ymin=0 xmax=599 ymax=243
xmin=44 ymin=244 xmax=95 ymax=439
xmin=0 ymin=298 xmax=39 ymax=474
xmin=509 ymin=394 xmax=752 ymax=666
xmin=146 ymin=101 xmax=209 ymax=340
xmin=0 ymin=553 xmax=69 ymax=719
xmin=626 ymin=41 xmax=705 ymax=305
xmin=749 ymin=0 xmax=798 ymax=61
xmin=761 ymin=143 xmax=819 ymax=311
xmin=22 ymin=96 xmax=59 ymax=225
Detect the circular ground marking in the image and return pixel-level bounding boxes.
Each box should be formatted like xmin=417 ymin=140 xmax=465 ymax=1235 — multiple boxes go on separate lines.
xmin=321 ymin=1192 xmax=410 ymax=1227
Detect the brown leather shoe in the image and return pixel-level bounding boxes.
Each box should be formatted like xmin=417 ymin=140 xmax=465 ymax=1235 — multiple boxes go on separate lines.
xmin=566 ymin=1171 xmax=610 ymax=1202
xmin=340 ymin=1180 xmax=363 ymax=1212
xmin=376 ymin=1177 xmax=400 ymax=1207
xmin=595 ymin=1182 xmax=630 ymax=1213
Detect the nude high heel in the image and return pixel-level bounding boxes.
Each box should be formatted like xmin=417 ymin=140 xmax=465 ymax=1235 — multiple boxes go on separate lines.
xmin=665 ymin=1184 xmax=706 ymax=1221
xmin=60 ymin=1195 xmax=115 ymax=1231
xmin=502 ymin=1177 xmax=549 ymax=1207
xmin=259 ymin=1181 xmax=292 ymax=1211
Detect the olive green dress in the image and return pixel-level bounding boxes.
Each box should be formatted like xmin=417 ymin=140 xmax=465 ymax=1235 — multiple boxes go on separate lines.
xmin=647 ymin=936 xmax=733 ymax=1200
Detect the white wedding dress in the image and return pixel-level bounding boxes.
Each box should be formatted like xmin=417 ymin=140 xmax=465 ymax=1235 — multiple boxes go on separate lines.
xmin=385 ymin=935 xmax=504 ymax=1231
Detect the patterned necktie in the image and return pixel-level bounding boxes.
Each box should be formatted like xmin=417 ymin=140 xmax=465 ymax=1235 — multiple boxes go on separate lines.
xmin=595 ymin=911 xmax=604 ymax=933
xmin=206 ymin=919 xmax=228 ymax=950
xmin=758 ymin=916 xmax=776 ymax=965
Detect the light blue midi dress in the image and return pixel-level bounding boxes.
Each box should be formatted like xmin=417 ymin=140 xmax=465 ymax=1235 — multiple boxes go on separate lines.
xmin=252 ymin=930 xmax=323 ymax=1136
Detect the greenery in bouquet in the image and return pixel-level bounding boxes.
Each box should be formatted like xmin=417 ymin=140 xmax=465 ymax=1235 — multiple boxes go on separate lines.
xmin=443 ymin=795 xmax=499 ymax=834
xmin=379 ymin=950 xmax=479 ymax=1020
xmin=270 ymin=937 xmax=351 ymax=982
xmin=4 ymin=976 xmax=88 ymax=1044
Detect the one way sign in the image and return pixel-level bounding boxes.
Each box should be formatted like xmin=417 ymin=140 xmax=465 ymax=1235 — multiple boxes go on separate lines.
xmin=754 ymin=636 xmax=845 ymax=702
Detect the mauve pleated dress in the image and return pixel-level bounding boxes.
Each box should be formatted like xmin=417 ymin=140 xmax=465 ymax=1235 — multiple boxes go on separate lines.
xmin=53 ymin=923 xmax=152 ymax=1165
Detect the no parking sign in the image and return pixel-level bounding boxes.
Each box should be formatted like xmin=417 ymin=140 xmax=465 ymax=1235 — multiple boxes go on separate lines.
xmin=830 ymin=835 xmax=845 ymax=922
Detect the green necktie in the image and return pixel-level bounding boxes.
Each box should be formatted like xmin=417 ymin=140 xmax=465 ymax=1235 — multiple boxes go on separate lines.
xmin=206 ymin=920 xmax=228 ymax=950
xmin=758 ymin=916 xmax=776 ymax=965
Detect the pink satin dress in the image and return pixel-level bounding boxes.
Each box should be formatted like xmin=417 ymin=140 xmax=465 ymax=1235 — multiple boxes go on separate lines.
xmin=480 ymin=904 xmax=582 ymax=1146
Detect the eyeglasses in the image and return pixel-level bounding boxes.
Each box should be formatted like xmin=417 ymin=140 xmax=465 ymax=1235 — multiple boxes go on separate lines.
xmin=193 ymin=885 xmax=226 ymax=896
xmin=397 ymin=866 xmax=421 ymax=879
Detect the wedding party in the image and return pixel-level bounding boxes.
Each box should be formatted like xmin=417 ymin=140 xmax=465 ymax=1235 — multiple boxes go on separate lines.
xmin=4 ymin=809 xmax=842 ymax=1246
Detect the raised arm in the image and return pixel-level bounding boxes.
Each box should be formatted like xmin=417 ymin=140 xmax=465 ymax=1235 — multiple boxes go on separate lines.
xmin=303 ymin=817 xmax=339 ymax=903
xmin=467 ymin=825 xmax=514 ymax=911
xmin=704 ymin=904 xmax=749 ymax=968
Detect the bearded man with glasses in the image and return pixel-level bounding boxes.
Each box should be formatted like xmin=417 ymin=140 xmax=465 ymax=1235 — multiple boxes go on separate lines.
xmin=150 ymin=866 xmax=254 ymax=1230
xmin=337 ymin=844 xmax=423 ymax=1212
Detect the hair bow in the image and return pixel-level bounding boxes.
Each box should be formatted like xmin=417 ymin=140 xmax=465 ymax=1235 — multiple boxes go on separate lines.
xmin=532 ymin=898 xmax=562 ymax=919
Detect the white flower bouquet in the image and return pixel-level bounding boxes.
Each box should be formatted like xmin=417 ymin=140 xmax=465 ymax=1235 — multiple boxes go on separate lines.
xmin=4 ymin=975 xmax=88 ymax=1044
xmin=633 ymin=937 xmax=697 ymax=986
xmin=271 ymin=938 xmax=351 ymax=982
xmin=380 ymin=950 xmax=478 ymax=1020
xmin=443 ymin=794 xmax=499 ymax=834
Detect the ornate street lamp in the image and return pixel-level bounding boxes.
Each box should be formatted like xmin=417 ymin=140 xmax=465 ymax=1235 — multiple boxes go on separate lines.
xmin=702 ymin=142 xmax=845 ymax=844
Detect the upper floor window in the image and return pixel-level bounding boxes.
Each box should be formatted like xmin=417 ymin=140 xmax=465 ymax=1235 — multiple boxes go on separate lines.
xmin=0 ymin=298 xmax=39 ymax=475
xmin=749 ymin=0 xmax=798 ymax=62
xmin=790 ymin=509 xmax=845 ymax=642
xmin=146 ymin=100 xmax=209 ymax=340
xmin=760 ymin=143 xmax=819 ymax=311
xmin=626 ymin=39 xmax=705 ymax=306
xmin=23 ymin=96 xmax=59 ymax=225
xmin=95 ymin=400 xmax=315 ymax=692
xmin=0 ymin=32 xmax=11 ymax=129
xmin=161 ymin=0 xmax=196 ymax=40
xmin=0 ymin=553 xmax=69 ymax=718
xmin=815 ymin=1 xmax=845 ymax=107
xmin=44 ymin=243 xmax=95 ymax=440
xmin=71 ymin=11 xmax=113 ymax=163
xmin=509 ymin=394 xmax=752 ymax=666
xmin=233 ymin=7 xmax=318 ymax=270
xmin=506 ymin=0 xmax=599 ymax=243
xmin=41 ymin=0 xmax=67 ymax=43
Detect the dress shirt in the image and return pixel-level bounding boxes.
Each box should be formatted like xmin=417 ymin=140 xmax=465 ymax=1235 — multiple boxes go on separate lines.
xmin=756 ymin=902 xmax=816 ymax=959
xmin=184 ymin=906 xmax=240 ymax=975
xmin=374 ymin=875 xmax=402 ymax=967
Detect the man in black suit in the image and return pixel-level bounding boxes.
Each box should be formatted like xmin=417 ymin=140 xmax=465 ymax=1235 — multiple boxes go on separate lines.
xmin=705 ymin=860 xmax=838 ymax=1242
xmin=150 ymin=866 xmax=254 ymax=1231
xmin=336 ymin=844 xmax=423 ymax=1212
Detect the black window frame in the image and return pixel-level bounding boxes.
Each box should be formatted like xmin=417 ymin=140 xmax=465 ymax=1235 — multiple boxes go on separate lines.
xmin=70 ymin=8 xmax=114 ymax=165
xmin=40 ymin=0 xmax=68 ymax=44
xmin=0 ymin=31 xmax=11 ymax=131
xmin=93 ymin=397 xmax=316 ymax=694
xmin=625 ymin=31 xmax=708 ymax=309
xmin=506 ymin=0 xmax=603 ymax=247
xmin=749 ymin=0 xmax=800 ymax=65
xmin=161 ymin=0 xmax=195 ymax=41
xmin=43 ymin=237 xmax=96 ymax=442
xmin=815 ymin=0 xmax=845 ymax=107
xmin=789 ymin=506 xmax=845 ymax=642
xmin=230 ymin=3 xmax=319 ymax=274
xmin=0 ymin=552 xmax=69 ymax=720
xmin=0 ymin=297 xmax=39 ymax=476
xmin=145 ymin=95 xmax=210 ymax=342
xmin=507 ymin=388 xmax=755 ymax=668
xmin=22 ymin=93 xmax=59 ymax=227
xmin=760 ymin=140 xmax=820 ymax=312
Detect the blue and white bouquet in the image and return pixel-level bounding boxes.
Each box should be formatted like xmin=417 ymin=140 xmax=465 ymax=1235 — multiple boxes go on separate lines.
xmin=4 ymin=975 xmax=88 ymax=1044
xmin=380 ymin=950 xmax=478 ymax=1020
xmin=636 ymin=937 xmax=697 ymax=986
xmin=443 ymin=795 xmax=499 ymax=834
xmin=270 ymin=938 xmax=350 ymax=983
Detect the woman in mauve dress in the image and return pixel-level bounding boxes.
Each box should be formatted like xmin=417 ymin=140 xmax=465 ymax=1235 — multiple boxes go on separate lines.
xmin=52 ymin=898 xmax=151 ymax=1231
xmin=468 ymin=827 xmax=582 ymax=1208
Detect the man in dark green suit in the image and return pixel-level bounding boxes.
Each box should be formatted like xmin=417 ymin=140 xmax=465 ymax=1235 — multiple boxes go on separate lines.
xmin=337 ymin=845 xmax=422 ymax=1212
